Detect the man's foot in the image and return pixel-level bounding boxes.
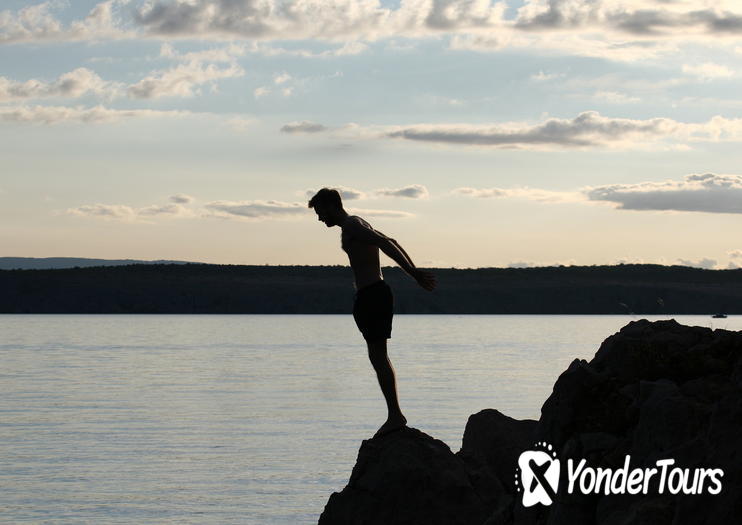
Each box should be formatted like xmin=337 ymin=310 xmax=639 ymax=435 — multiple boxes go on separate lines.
xmin=373 ymin=414 xmax=407 ymax=438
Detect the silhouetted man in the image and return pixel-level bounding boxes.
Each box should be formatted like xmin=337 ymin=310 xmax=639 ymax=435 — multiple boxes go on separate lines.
xmin=309 ymin=187 xmax=436 ymax=438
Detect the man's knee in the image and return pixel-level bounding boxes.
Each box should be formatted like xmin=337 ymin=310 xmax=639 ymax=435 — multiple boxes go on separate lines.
xmin=366 ymin=340 xmax=388 ymax=364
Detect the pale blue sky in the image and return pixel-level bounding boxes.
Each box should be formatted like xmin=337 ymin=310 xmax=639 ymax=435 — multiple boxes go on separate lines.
xmin=2 ymin=0 xmax=742 ymax=268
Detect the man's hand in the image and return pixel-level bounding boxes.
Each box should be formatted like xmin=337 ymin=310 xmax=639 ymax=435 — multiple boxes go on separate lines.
xmin=413 ymin=269 xmax=437 ymax=291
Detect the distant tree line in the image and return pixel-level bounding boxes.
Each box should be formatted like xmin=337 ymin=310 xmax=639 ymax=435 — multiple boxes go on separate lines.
xmin=1 ymin=264 xmax=740 ymax=314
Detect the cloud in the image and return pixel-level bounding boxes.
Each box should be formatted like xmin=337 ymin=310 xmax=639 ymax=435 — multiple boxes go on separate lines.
xmin=530 ymin=70 xmax=562 ymax=82
xmin=245 ymin=41 xmax=369 ymax=58
xmin=677 ymin=257 xmax=718 ymax=270
xmin=507 ymin=260 xmax=576 ymax=268
xmin=593 ymin=91 xmax=640 ymax=104
xmin=585 ymin=173 xmax=742 ymax=213
xmin=280 ymin=121 xmax=328 ymax=134
xmin=0 ymin=1 xmax=130 ymax=44
xmin=448 ymin=34 xmax=509 ymax=52
xmin=159 ymin=42 xmax=245 ymax=63
xmin=514 ymin=1 xmax=742 ymax=36
xmin=0 ymin=104 xmax=188 ymax=125
xmin=453 ymin=186 xmax=582 ymax=203
xmin=5 ymin=0 xmax=742 ymax=69
xmin=1 ymin=43 xmax=244 ymax=103
xmin=273 ymin=72 xmax=291 ymax=85
xmin=0 ymin=68 xmax=115 ymax=101
xmin=170 ymin=193 xmax=195 ymax=204
xmin=384 ymin=112 xmax=678 ymax=149
xmin=132 ymin=0 xmax=506 ymax=41
xmin=63 ymin=192 xmax=413 ymax=223
xmin=127 ymin=44 xmax=244 ymax=99
xmin=65 ymin=202 xmax=196 ymax=222
xmin=253 ymin=86 xmax=270 ymax=98
xmin=224 ymin=116 xmax=255 ymax=132
xmin=282 ymin=112 xmax=742 ymax=151
xmin=682 ymin=62 xmax=735 ymax=80
xmin=129 ymin=0 xmax=742 ymax=44
xmin=128 ymin=61 xmax=243 ymax=98
xmin=203 ymin=199 xmax=308 ymax=220
xmin=729 ymin=249 xmax=742 ymax=259
xmin=454 ymin=173 xmax=742 ymax=215
xmin=508 ymin=261 xmax=534 ymax=268
xmin=375 ymin=184 xmax=429 ymax=199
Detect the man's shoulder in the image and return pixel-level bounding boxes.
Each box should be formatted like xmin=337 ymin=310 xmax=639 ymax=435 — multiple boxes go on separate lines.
xmin=342 ymin=215 xmax=368 ymax=230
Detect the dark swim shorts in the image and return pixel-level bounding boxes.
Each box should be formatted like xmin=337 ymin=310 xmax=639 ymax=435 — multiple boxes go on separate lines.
xmin=352 ymin=280 xmax=394 ymax=342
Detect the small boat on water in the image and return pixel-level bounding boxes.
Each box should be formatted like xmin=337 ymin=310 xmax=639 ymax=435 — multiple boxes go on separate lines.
xmin=712 ymin=313 xmax=728 ymax=319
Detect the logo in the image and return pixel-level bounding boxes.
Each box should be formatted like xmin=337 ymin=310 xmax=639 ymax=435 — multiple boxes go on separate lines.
xmin=514 ymin=441 xmax=725 ymax=507
xmin=515 ymin=442 xmax=560 ymax=507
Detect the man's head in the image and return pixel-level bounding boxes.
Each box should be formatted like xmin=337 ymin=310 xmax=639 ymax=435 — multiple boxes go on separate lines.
xmin=308 ymin=187 xmax=346 ymax=227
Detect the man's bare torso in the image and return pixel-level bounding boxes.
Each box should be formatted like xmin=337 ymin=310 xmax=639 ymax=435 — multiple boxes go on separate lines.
xmin=341 ymin=216 xmax=383 ymax=289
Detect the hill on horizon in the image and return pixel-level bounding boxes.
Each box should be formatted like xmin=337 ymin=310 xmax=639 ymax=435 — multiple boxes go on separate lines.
xmin=0 ymin=256 xmax=734 ymax=272
xmin=0 ymin=257 xmax=200 ymax=270
xmin=1 ymin=262 xmax=740 ymax=314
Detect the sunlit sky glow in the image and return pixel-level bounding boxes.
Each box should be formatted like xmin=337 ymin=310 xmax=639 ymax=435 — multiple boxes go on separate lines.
xmin=2 ymin=0 xmax=742 ymax=269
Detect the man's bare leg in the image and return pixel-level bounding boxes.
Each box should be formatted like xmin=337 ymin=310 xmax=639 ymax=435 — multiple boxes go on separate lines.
xmin=367 ymin=339 xmax=407 ymax=437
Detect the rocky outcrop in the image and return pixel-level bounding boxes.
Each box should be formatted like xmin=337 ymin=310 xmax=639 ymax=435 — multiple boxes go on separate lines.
xmin=319 ymin=320 xmax=742 ymax=524
xmin=318 ymin=427 xmax=494 ymax=525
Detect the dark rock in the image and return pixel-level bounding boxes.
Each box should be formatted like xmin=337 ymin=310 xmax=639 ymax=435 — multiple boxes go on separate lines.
xmin=458 ymin=409 xmax=538 ymax=495
xmin=318 ymin=427 xmax=492 ymax=525
xmin=319 ymin=320 xmax=742 ymax=524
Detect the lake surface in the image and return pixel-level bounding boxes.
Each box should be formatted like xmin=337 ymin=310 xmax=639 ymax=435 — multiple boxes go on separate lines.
xmin=1 ymin=314 xmax=740 ymax=524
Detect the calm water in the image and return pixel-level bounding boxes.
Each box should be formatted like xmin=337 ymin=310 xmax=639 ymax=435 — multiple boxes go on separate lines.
xmin=1 ymin=314 xmax=740 ymax=524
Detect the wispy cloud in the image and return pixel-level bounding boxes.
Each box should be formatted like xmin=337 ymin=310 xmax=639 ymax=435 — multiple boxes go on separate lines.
xmin=514 ymin=1 xmax=742 ymax=36
xmin=682 ymin=62 xmax=735 ymax=80
xmin=283 ymin=112 xmax=742 ymax=150
xmin=204 ymin=200 xmax=307 ymax=220
xmin=530 ymin=70 xmax=563 ymax=82
xmin=0 ymin=42 xmax=245 ymax=104
xmin=65 ymin=202 xmax=196 ymax=223
xmin=131 ymin=0 xmax=506 ymax=41
xmin=245 ymin=41 xmax=369 ymax=58
xmin=384 ymin=112 xmax=677 ymax=149
xmin=507 ymin=259 xmax=577 ymax=268
xmin=280 ymin=121 xmax=328 ymax=134
xmin=170 ymin=193 xmax=195 ymax=204
xmin=676 ymin=257 xmax=718 ymax=269
xmin=0 ymin=1 xmax=130 ymax=44
xmin=375 ymin=184 xmax=429 ymax=199
xmin=5 ymin=1 xmax=742 ymax=67
xmin=128 ymin=61 xmax=243 ymax=99
xmin=593 ymin=91 xmax=640 ymax=104
xmin=0 ymin=68 xmax=115 ymax=102
xmin=0 ymin=104 xmax=188 ymax=125
xmin=128 ymin=43 xmax=244 ymax=99
xmin=455 ymin=173 xmax=742 ymax=214
xmin=452 ymin=186 xmax=582 ymax=203
xmin=585 ymin=173 xmax=742 ymax=213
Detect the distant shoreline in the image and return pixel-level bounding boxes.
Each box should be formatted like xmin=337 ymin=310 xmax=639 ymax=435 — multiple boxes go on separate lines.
xmin=1 ymin=262 xmax=740 ymax=314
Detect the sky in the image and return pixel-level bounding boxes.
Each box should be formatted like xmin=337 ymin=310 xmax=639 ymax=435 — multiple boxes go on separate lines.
xmin=2 ymin=0 xmax=742 ymax=269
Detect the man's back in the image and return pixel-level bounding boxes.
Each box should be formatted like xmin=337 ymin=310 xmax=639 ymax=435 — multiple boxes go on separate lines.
xmin=341 ymin=215 xmax=383 ymax=289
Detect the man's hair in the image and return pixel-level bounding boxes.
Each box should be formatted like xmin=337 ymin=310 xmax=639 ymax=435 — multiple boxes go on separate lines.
xmin=308 ymin=187 xmax=343 ymax=210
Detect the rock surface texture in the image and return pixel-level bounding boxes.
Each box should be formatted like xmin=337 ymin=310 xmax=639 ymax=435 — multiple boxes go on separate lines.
xmin=319 ymin=320 xmax=742 ymax=525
